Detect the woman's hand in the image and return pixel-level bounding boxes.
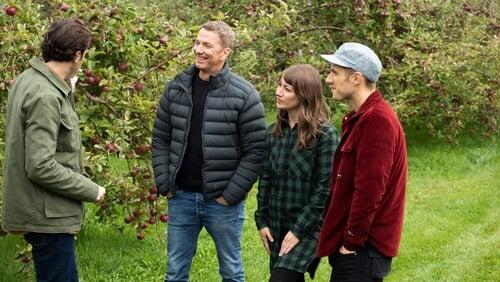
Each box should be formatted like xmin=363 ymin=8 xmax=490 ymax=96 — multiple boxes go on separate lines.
xmin=259 ymin=227 xmax=274 ymax=255
xmin=279 ymin=231 xmax=299 ymax=256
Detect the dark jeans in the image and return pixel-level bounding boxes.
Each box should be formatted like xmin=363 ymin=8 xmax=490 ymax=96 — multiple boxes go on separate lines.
xmin=269 ymin=267 xmax=305 ymax=282
xmin=329 ymin=243 xmax=392 ymax=282
xmin=24 ymin=233 xmax=78 ymax=282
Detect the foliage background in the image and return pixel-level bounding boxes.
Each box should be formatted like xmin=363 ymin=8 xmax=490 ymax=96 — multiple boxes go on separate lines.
xmin=0 ymin=0 xmax=499 ymax=279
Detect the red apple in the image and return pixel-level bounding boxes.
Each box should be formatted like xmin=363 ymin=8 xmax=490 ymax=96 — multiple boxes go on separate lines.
xmin=21 ymin=256 xmax=30 ymax=264
xmin=159 ymin=34 xmax=169 ymax=45
xmin=132 ymin=209 xmax=141 ymax=217
xmin=136 ymin=231 xmax=145 ymax=240
xmin=140 ymin=222 xmax=148 ymax=229
xmin=463 ymin=3 xmax=472 ymax=13
xmin=148 ymin=217 xmax=157 ymax=224
xmin=150 ymin=186 xmax=158 ymax=194
xmin=118 ymin=63 xmax=128 ymax=72
xmin=159 ymin=214 xmax=169 ymax=223
xmin=93 ymin=76 xmax=101 ymax=85
xmin=90 ymin=136 xmax=100 ymax=145
xmin=85 ymin=76 xmax=96 ymax=85
xmin=60 ymin=3 xmax=70 ymax=12
xmin=105 ymin=142 xmax=118 ymax=153
xmin=130 ymin=165 xmax=140 ymax=177
xmin=5 ymin=6 xmax=17 ymax=16
xmin=134 ymin=144 xmax=150 ymax=155
xmin=148 ymin=193 xmax=157 ymax=202
xmin=133 ymin=82 xmax=144 ymax=92
xmin=109 ymin=6 xmax=118 ymax=16
xmin=139 ymin=191 xmax=146 ymax=202
xmin=124 ymin=215 xmax=133 ymax=224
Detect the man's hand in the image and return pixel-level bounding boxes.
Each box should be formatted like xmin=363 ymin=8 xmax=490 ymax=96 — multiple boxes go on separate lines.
xmin=215 ymin=195 xmax=230 ymax=206
xmin=259 ymin=227 xmax=274 ymax=255
xmin=339 ymin=245 xmax=356 ymax=255
xmin=95 ymin=186 xmax=106 ymax=202
xmin=279 ymin=231 xmax=300 ymax=256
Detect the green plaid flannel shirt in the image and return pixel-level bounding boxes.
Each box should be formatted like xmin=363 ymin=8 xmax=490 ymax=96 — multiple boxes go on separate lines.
xmin=255 ymin=122 xmax=339 ymax=272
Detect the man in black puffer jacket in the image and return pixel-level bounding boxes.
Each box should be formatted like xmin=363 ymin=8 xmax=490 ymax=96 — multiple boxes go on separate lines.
xmin=152 ymin=21 xmax=265 ymax=282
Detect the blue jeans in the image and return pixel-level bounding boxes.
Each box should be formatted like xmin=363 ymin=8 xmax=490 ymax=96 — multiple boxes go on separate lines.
xmin=24 ymin=233 xmax=78 ymax=282
xmin=166 ymin=190 xmax=245 ymax=282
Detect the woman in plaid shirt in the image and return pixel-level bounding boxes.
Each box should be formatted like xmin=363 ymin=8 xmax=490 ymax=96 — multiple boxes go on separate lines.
xmin=255 ymin=64 xmax=339 ymax=281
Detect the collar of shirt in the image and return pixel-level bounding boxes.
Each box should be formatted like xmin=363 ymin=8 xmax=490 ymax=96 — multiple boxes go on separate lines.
xmin=341 ymin=89 xmax=383 ymax=133
xmin=29 ymin=57 xmax=72 ymax=96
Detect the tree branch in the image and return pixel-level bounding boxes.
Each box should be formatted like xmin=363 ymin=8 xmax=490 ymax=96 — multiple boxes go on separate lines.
xmin=293 ymin=26 xmax=347 ymax=34
xmin=130 ymin=45 xmax=193 ymax=86
xmin=83 ymin=89 xmax=120 ymax=116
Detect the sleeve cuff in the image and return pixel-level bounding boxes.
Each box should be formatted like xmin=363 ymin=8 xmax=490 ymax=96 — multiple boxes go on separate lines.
xmin=290 ymin=224 xmax=307 ymax=240
xmin=343 ymin=229 xmax=367 ymax=251
xmin=222 ymin=191 xmax=241 ymax=205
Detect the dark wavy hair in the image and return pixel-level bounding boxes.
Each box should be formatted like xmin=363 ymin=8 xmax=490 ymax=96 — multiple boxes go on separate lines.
xmin=41 ymin=18 xmax=91 ymax=62
xmin=272 ymin=64 xmax=331 ymax=150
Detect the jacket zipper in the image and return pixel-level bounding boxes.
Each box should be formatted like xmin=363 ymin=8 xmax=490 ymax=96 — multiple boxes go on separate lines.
xmin=172 ymin=83 xmax=193 ymax=192
xmin=200 ymin=89 xmax=210 ymax=197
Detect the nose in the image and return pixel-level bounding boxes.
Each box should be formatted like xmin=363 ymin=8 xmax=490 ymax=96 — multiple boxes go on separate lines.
xmin=325 ymin=72 xmax=334 ymax=85
xmin=275 ymin=86 xmax=283 ymax=97
xmin=193 ymin=44 xmax=204 ymax=55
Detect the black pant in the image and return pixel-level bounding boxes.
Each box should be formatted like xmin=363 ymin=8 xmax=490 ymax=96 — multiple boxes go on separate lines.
xmin=24 ymin=233 xmax=78 ymax=282
xmin=269 ymin=267 xmax=305 ymax=282
xmin=329 ymin=244 xmax=392 ymax=282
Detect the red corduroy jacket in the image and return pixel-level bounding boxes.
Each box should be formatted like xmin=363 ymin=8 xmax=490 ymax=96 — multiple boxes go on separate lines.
xmin=317 ymin=90 xmax=407 ymax=258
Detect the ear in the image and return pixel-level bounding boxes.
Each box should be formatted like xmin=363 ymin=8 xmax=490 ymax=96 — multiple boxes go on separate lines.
xmin=74 ymin=50 xmax=85 ymax=62
xmin=351 ymin=72 xmax=364 ymax=86
xmin=222 ymin=47 xmax=231 ymax=60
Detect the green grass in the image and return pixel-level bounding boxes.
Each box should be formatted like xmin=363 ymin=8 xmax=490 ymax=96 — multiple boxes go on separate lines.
xmin=1 ymin=131 xmax=498 ymax=281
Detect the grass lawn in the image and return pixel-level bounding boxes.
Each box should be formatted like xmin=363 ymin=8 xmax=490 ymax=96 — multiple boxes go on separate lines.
xmin=0 ymin=130 xmax=498 ymax=281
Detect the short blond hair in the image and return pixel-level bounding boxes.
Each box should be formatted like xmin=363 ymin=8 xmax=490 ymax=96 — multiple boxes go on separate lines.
xmin=201 ymin=21 xmax=235 ymax=49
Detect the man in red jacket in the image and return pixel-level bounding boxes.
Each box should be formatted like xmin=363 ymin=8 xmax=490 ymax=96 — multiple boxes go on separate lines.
xmin=317 ymin=42 xmax=407 ymax=281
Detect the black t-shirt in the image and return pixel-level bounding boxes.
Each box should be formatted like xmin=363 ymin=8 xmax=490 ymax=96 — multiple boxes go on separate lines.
xmin=176 ymin=74 xmax=209 ymax=192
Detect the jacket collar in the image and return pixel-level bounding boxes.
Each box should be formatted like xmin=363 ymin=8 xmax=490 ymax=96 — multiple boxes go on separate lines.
xmin=176 ymin=63 xmax=230 ymax=91
xmin=344 ymin=89 xmax=383 ymax=122
xmin=29 ymin=57 xmax=71 ymax=96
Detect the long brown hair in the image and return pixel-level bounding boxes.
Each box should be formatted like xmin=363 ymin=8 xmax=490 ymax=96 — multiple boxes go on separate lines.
xmin=272 ymin=64 xmax=331 ymax=150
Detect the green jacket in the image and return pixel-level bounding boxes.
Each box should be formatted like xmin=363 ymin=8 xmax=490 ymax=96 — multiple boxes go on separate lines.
xmin=2 ymin=57 xmax=99 ymax=233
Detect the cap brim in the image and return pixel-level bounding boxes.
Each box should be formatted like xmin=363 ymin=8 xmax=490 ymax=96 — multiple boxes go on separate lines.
xmin=320 ymin=54 xmax=351 ymax=69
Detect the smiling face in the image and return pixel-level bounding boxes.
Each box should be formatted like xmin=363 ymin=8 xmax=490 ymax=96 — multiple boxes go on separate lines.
xmin=193 ymin=28 xmax=230 ymax=79
xmin=275 ymin=76 xmax=301 ymax=112
xmin=325 ymin=64 xmax=357 ymax=101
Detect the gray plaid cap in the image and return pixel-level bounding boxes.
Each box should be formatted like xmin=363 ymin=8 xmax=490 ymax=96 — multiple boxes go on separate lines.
xmin=321 ymin=42 xmax=382 ymax=82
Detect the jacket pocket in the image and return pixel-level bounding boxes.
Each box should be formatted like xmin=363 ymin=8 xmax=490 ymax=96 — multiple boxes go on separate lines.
xmin=336 ymin=143 xmax=355 ymax=184
xmin=57 ymin=115 xmax=79 ymax=152
xmin=44 ymin=191 xmax=82 ymax=218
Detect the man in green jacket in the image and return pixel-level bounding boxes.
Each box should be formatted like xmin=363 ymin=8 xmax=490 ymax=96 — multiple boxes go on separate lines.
xmin=2 ymin=18 xmax=105 ymax=281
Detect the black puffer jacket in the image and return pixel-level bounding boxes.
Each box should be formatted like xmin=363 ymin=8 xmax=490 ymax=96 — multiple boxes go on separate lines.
xmin=152 ymin=64 xmax=266 ymax=204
